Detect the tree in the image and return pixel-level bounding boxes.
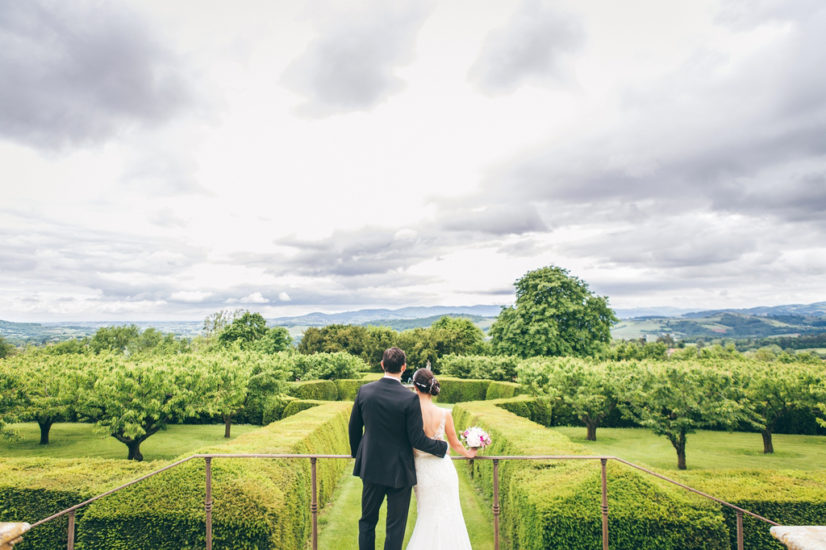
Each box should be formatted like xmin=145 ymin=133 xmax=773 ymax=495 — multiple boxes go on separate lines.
xmin=17 ymin=357 xmax=76 ymax=444
xmin=0 ymin=335 xmax=16 ymax=358
xmin=739 ymin=363 xmax=822 ymax=453
xmin=518 ymin=358 xmax=625 ymax=440
xmin=202 ymin=309 xmax=244 ymax=338
xmin=490 ymin=266 xmax=617 ymax=358
xmin=254 ymin=327 xmax=292 ymax=353
xmin=620 ymin=364 xmax=744 ymax=469
xmin=200 ymin=355 xmax=251 ymax=438
xmin=78 ymin=356 xmax=208 ymax=460
xmin=218 ymin=312 xmax=269 ymax=348
xmin=89 ymin=325 xmax=141 ymax=354
xmin=0 ymin=363 xmax=23 ymax=439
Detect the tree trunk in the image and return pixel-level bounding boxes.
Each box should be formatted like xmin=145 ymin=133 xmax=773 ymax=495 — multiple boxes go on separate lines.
xmin=761 ymin=429 xmax=774 ymax=454
xmin=126 ymin=440 xmax=144 ymax=461
xmin=670 ymin=432 xmax=687 ymax=470
xmin=224 ymin=414 xmax=232 ymax=438
xmin=585 ymin=421 xmax=597 ymax=441
xmin=38 ymin=419 xmax=53 ymax=445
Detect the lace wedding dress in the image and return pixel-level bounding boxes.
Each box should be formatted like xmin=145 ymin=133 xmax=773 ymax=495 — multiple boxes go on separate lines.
xmin=406 ymin=410 xmax=473 ymax=550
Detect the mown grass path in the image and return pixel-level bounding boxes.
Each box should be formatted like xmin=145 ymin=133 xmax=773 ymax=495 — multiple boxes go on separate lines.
xmin=0 ymin=422 xmax=260 ymax=460
xmin=315 ymin=460 xmax=494 ymax=549
xmin=554 ymin=426 xmax=826 ymax=470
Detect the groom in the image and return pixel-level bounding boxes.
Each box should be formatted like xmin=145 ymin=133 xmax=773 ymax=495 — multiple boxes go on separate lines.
xmin=349 ymin=347 xmax=448 ymax=550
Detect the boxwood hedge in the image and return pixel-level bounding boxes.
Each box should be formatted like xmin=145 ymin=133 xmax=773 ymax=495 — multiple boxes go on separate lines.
xmin=0 ymin=458 xmax=156 ymax=549
xmin=286 ymin=379 xmax=338 ymax=400
xmin=452 ymin=399 xmax=729 ymax=549
xmin=74 ymin=401 xmax=352 ymax=549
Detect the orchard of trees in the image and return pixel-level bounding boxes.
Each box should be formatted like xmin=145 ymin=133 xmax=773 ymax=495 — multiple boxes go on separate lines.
xmin=1 ymin=265 xmax=824 ymax=469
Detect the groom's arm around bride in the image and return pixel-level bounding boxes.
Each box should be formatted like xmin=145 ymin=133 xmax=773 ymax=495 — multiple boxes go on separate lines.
xmin=348 ymin=347 xmax=447 ymax=550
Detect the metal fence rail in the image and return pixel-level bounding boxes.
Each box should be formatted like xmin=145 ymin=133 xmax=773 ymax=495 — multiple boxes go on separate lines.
xmin=25 ymin=454 xmax=779 ymax=550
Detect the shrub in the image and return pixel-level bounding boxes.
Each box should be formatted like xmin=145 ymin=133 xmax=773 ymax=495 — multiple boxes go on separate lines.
xmin=261 ymin=395 xmax=295 ymax=424
xmin=677 ymin=470 xmax=826 ymax=550
xmin=485 ymin=381 xmax=524 ymax=400
xmin=452 ymin=399 xmax=729 ymax=549
xmin=434 ymin=377 xmax=490 ymax=403
xmin=286 ymin=380 xmax=338 ymax=400
xmin=281 ymin=400 xmax=322 ymax=419
xmin=441 ymin=354 xmax=519 ymax=381
xmin=334 ymin=378 xmax=374 ymax=401
xmin=497 ymin=396 xmax=553 ymax=427
xmin=291 ymin=352 xmax=366 ymax=380
xmin=76 ymin=402 xmax=352 ymax=549
xmin=0 ymin=458 xmax=156 ymax=549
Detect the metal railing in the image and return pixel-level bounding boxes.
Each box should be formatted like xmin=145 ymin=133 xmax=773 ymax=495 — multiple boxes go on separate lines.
xmin=26 ymin=454 xmax=779 ymax=550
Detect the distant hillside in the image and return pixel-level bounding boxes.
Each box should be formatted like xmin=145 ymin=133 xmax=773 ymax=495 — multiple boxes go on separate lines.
xmin=361 ymin=314 xmax=495 ymax=332
xmin=267 ymin=305 xmax=503 ymax=327
xmin=612 ymin=304 xmax=826 ymax=342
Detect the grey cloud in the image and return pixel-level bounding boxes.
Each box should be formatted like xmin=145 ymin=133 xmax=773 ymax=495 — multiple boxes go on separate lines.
xmin=469 ymin=0 xmax=583 ymax=93
xmin=438 ymin=203 xmax=547 ymax=235
xmin=0 ymin=1 xmax=193 ymax=149
xmin=281 ymin=1 xmax=432 ymax=115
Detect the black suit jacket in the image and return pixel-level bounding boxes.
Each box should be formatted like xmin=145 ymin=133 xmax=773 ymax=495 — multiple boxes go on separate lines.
xmin=349 ymin=377 xmax=448 ymax=488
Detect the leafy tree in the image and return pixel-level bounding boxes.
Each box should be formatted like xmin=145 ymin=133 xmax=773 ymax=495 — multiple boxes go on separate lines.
xmin=201 ymin=355 xmax=251 ymax=438
xmin=218 ymin=312 xmax=269 ymax=348
xmin=298 ymin=324 xmax=372 ymax=359
xmin=518 ymin=358 xmax=626 ymax=440
xmin=253 ymin=327 xmax=293 ymax=353
xmin=202 ymin=308 xmax=244 ymax=338
xmin=0 ymin=335 xmax=16 ymax=358
xmin=620 ymin=364 xmax=743 ymax=469
xmin=0 ymin=363 xmax=23 ymax=439
xmin=89 ymin=325 xmax=141 ymax=354
xmin=16 ymin=357 xmax=76 ymax=444
xmin=739 ymin=363 xmax=822 ymax=453
xmin=490 ymin=266 xmax=617 ymax=358
xmin=78 ymin=356 xmax=208 ymax=460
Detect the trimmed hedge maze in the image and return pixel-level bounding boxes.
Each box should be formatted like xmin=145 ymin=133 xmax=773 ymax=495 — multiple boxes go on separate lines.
xmin=0 ymin=401 xmax=352 ymax=549
xmin=452 ymin=399 xmax=826 ymax=550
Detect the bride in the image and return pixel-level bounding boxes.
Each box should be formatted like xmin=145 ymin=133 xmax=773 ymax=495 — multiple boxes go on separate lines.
xmin=406 ymin=369 xmax=477 ymax=550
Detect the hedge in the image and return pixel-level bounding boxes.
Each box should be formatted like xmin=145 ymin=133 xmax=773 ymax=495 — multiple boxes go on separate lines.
xmin=486 ymin=381 xmax=525 ymax=400
xmin=677 ymin=470 xmax=826 ymax=550
xmin=73 ymin=402 xmax=351 ymax=549
xmin=496 ymin=395 xmax=553 ymax=427
xmin=452 ymin=399 xmax=729 ymax=549
xmin=286 ymin=379 xmax=338 ymax=400
xmin=281 ymin=399 xmax=322 ymax=419
xmin=0 ymin=458 xmax=156 ymax=549
xmin=434 ymin=377 xmax=491 ymax=403
xmin=440 ymin=354 xmax=520 ymax=381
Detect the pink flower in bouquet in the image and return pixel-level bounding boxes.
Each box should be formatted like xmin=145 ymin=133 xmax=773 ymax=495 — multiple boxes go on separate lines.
xmin=461 ymin=426 xmax=491 ymax=449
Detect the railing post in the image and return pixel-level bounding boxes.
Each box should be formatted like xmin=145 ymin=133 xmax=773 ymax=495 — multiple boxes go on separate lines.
xmin=311 ymin=457 xmax=319 ymax=550
xmin=601 ymin=458 xmax=609 ymax=550
xmin=736 ymin=510 xmax=744 ymax=550
xmin=66 ymin=511 xmax=75 ymax=550
xmin=205 ymin=457 xmax=213 ymax=550
xmin=493 ymin=458 xmax=500 ymax=550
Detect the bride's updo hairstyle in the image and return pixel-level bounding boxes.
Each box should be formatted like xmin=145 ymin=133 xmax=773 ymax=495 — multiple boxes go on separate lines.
xmin=412 ymin=369 xmax=440 ymax=396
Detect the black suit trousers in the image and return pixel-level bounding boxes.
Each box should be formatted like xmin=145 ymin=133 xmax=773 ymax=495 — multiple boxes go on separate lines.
xmin=359 ymin=480 xmax=412 ymax=550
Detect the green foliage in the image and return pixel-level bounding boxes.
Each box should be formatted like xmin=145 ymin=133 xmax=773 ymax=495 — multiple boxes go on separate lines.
xmin=290 ymin=351 xmax=366 ymax=380
xmin=253 ymin=326 xmax=293 ymax=353
xmin=261 ymin=395 xmax=295 ymax=424
xmin=604 ymin=339 xmax=669 ymax=361
xmin=333 ymin=377 xmax=376 ymax=401
xmin=518 ymin=357 xmax=627 ymax=441
xmin=287 ymin=380 xmax=339 ymax=400
xmin=217 ymin=311 xmax=268 ymax=347
xmin=281 ymin=399 xmax=323 ymax=419
xmin=89 ymin=325 xmax=141 ymax=354
xmin=452 ymin=399 xmax=729 ymax=550
xmin=440 ymin=354 xmax=519 ymax=381
xmin=0 ymin=335 xmax=16 ymax=358
xmin=490 ymin=266 xmax=617 ymax=358
xmin=74 ymin=402 xmax=352 ymax=549
xmin=485 ymin=381 xmax=524 ymax=400
xmin=434 ymin=377 xmax=490 ymax=403
xmin=496 ymin=395 xmax=553 ymax=426
xmin=620 ymin=363 xmax=747 ymax=469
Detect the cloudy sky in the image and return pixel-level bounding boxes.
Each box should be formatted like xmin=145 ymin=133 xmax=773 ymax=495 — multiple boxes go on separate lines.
xmin=2 ymin=0 xmax=825 ymax=322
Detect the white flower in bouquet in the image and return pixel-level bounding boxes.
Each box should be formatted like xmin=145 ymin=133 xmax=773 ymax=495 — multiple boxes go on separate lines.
xmin=461 ymin=426 xmax=492 ymax=449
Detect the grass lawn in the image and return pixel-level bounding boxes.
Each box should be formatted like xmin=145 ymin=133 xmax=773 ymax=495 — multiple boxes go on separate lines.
xmin=0 ymin=422 xmax=260 ymax=461
xmin=554 ymin=426 xmax=826 ymax=471
xmin=315 ymin=461 xmax=494 ymax=549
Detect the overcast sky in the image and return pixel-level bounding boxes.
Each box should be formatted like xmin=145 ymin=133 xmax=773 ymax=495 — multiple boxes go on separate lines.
xmin=2 ymin=0 xmax=825 ymax=322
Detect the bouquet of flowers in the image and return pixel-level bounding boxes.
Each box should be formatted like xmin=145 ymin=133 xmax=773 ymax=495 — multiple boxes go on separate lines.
xmin=461 ymin=426 xmax=492 ymax=449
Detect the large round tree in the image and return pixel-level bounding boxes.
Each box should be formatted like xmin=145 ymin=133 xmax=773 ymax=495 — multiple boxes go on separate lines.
xmin=490 ymin=266 xmax=617 ymax=357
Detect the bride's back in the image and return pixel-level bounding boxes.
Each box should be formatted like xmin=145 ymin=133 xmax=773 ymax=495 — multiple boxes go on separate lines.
xmin=420 ymin=402 xmax=446 ymax=439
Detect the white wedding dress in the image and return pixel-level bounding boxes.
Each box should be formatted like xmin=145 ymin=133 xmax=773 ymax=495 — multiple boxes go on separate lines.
xmin=406 ymin=410 xmax=473 ymax=550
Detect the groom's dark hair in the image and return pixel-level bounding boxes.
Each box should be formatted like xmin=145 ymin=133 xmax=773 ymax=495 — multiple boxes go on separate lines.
xmin=381 ymin=347 xmax=406 ymax=373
